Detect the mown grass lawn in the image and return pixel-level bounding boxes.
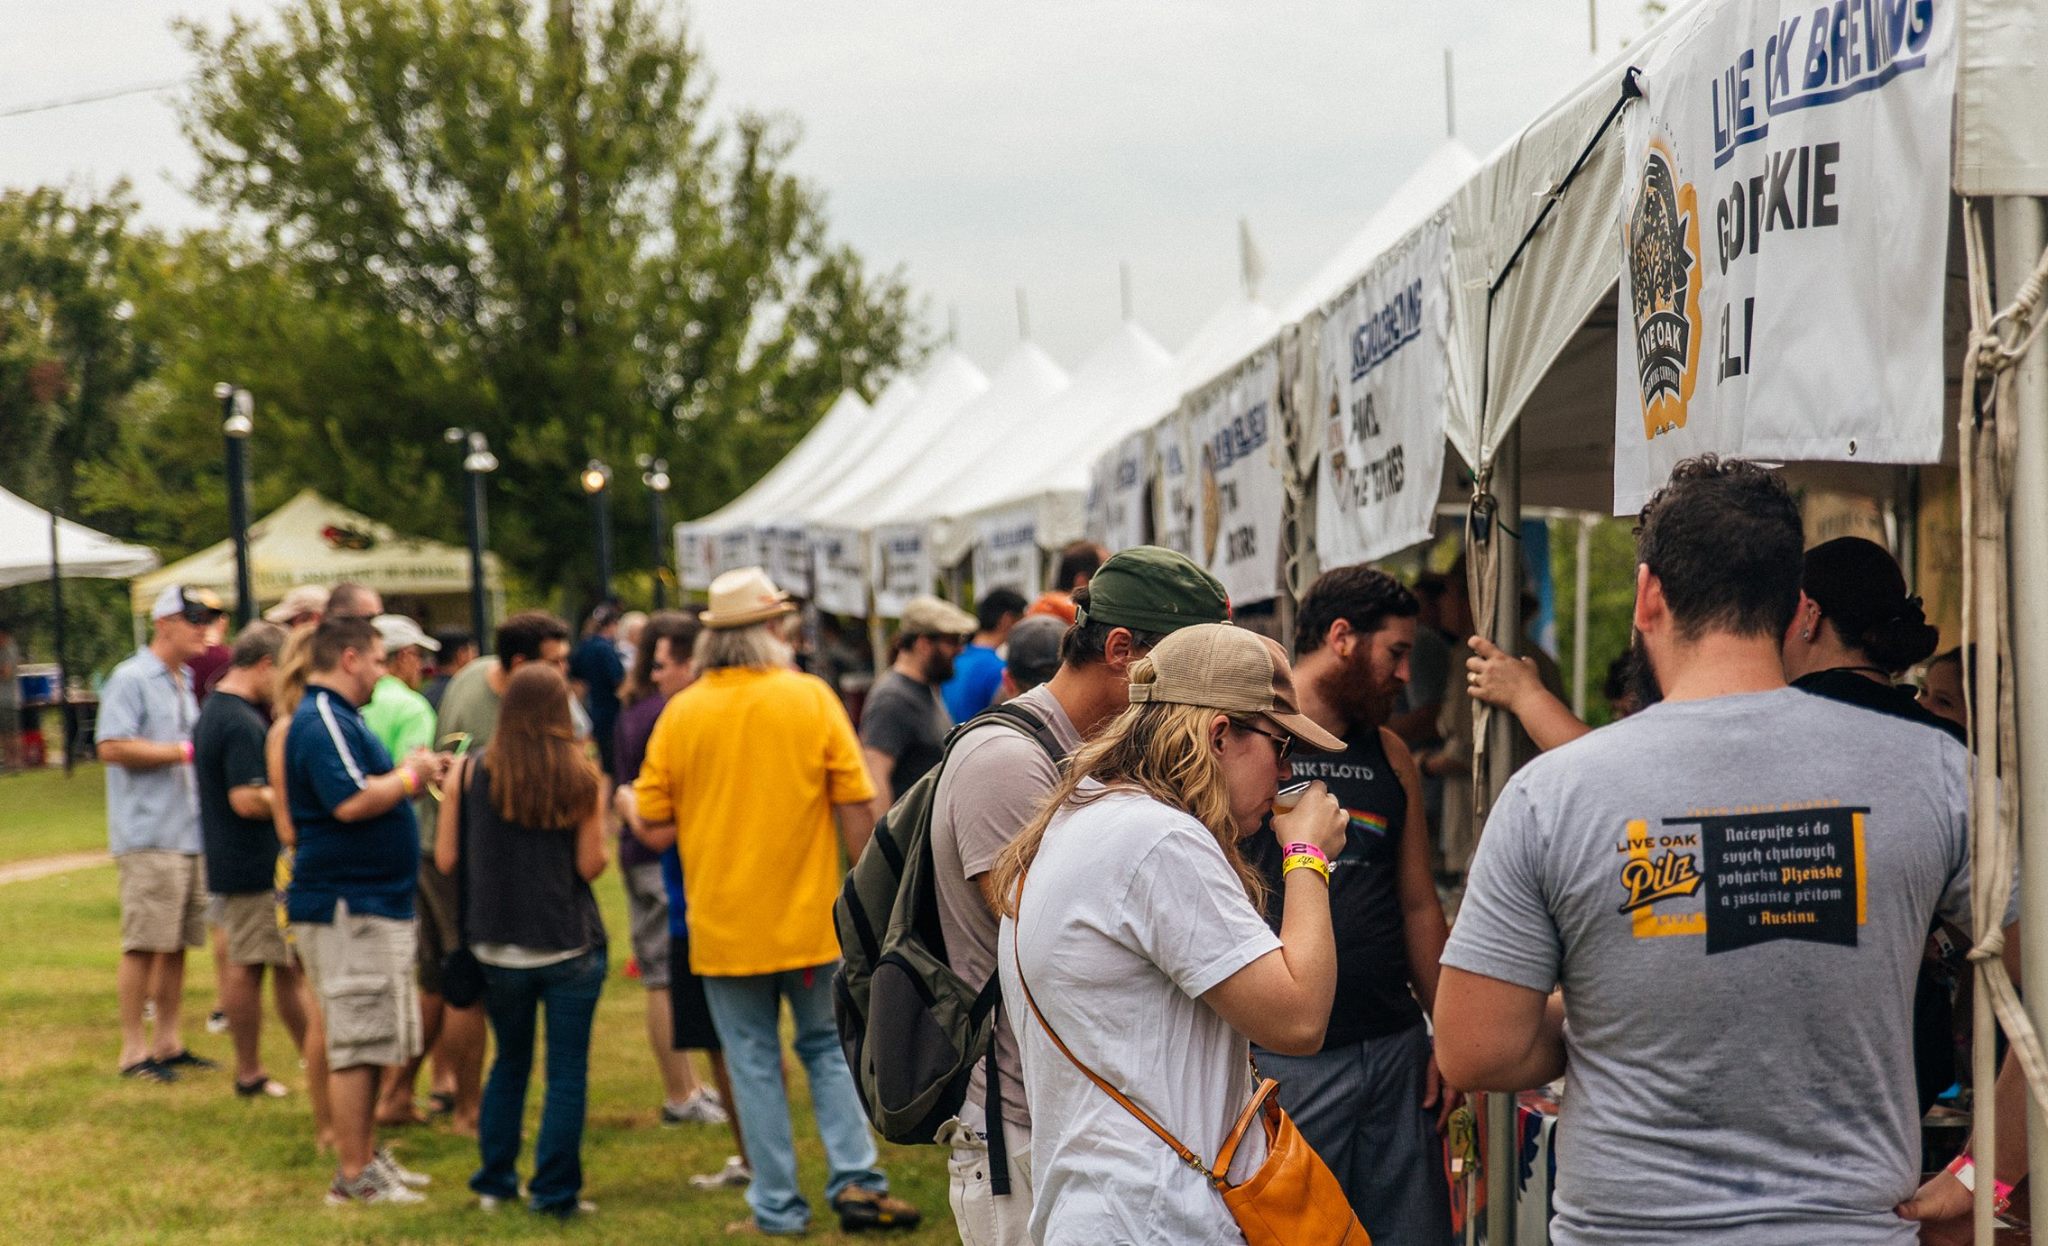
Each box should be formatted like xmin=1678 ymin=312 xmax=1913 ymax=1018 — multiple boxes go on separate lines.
xmin=0 ymin=763 xmax=113 ymax=864
xmin=0 ymin=776 xmax=958 ymax=1245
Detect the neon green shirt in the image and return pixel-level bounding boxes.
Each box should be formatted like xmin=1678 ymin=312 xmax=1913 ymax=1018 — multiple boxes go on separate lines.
xmin=362 ymin=675 xmax=436 ymax=761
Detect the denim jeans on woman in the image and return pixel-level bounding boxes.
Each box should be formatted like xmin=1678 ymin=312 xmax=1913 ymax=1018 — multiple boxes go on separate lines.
xmin=701 ymin=961 xmax=888 ymax=1234
xmin=471 ymin=948 xmax=606 ymax=1214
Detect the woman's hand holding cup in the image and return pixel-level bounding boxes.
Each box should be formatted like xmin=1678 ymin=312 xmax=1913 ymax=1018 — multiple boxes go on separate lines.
xmin=1271 ymin=780 xmax=1347 ymax=861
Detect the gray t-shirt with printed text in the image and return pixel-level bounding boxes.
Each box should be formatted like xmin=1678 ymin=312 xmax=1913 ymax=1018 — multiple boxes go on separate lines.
xmin=931 ymin=683 xmax=1081 ymax=1130
xmin=1443 ymin=687 xmax=2001 ymax=1246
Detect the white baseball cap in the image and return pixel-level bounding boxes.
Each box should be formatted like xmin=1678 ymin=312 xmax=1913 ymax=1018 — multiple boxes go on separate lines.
xmin=151 ymin=584 xmax=225 ymax=622
xmin=372 ymin=614 xmax=440 ymax=653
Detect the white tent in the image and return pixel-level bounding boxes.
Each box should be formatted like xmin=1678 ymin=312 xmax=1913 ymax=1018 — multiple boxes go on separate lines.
xmin=131 ymin=489 xmax=502 ymax=619
xmin=0 ymin=485 xmax=158 ymax=590
xmin=1278 ymin=139 xmax=1482 ymax=322
xmin=696 ymin=388 xmax=874 ymax=530
xmin=793 ymin=349 xmax=993 ymax=525
xmin=916 ymin=320 xmax=1175 ymax=568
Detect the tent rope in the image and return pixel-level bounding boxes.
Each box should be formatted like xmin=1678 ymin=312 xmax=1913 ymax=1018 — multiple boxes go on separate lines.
xmin=1957 ymin=199 xmax=2048 ymax=1243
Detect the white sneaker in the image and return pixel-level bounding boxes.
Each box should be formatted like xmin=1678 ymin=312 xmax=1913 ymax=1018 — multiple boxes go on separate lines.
xmin=373 ymin=1146 xmax=431 ymax=1189
xmin=326 ymin=1165 xmax=427 ymax=1206
xmin=662 ymin=1089 xmax=730 ymax=1126
xmin=205 ymin=1010 xmax=229 ymax=1035
xmin=690 ymin=1155 xmax=752 ymax=1190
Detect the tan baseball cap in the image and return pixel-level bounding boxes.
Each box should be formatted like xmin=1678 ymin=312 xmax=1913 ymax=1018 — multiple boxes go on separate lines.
xmin=898 ymin=595 xmax=977 ymax=638
xmin=264 ymin=584 xmax=330 ymax=624
xmin=1127 ymin=623 xmax=1345 ymax=753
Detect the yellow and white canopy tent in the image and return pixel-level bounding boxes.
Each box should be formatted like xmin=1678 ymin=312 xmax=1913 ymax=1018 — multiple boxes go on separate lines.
xmin=130 ymin=489 xmax=503 ymax=628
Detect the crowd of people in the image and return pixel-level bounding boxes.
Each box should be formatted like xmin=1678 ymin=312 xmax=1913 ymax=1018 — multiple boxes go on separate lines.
xmin=81 ymin=453 xmax=2020 ymax=1243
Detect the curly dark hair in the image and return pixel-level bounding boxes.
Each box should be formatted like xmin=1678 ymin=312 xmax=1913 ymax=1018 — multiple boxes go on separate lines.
xmin=1293 ymin=566 xmax=1420 ymax=659
xmin=1635 ymin=455 xmax=1802 ymax=642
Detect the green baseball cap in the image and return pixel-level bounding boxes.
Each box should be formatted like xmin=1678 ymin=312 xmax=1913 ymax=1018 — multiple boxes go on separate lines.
xmin=1076 ymin=546 xmax=1231 ymax=634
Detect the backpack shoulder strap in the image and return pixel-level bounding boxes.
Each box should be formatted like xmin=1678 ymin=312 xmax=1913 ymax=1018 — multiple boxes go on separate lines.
xmin=961 ymin=701 xmax=1066 ymax=766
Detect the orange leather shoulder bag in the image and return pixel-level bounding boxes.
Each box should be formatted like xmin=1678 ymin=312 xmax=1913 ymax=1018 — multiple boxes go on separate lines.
xmin=1010 ymin=903 xmax=1369 ymax=1246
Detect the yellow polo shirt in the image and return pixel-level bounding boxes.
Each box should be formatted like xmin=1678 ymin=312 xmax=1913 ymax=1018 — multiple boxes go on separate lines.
xmin=634 ymin=666 xmax=876 ymax=976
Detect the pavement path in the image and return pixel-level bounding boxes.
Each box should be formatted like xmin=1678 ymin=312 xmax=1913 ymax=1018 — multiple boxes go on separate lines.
xmin=0 ymin=851 xmax=109 ymax=886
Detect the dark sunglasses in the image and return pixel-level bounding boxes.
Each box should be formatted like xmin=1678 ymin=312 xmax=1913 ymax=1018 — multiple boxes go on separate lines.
xmin=1241 ymin=721 xmax=1295 ymax=761
xmin=179 ymin=607 xmax=224 ymax=626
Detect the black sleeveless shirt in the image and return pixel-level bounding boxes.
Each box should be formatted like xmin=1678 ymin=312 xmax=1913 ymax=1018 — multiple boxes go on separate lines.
xmin=459 ymin=756 xmax=605 ymax=954
xmin=1247 ymin=724 xmax=1420 ymax=1048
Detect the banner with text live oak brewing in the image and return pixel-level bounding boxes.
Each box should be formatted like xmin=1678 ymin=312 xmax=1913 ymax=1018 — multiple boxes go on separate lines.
xmin=1187 ymin=347 xmax=1284 ymax=605
xmin=1316 ymin=213 xmax=1452 ymax=567
xmin=972 ymin=508 xmax=1042 ymax=599
xmin=1613 ymin=0 xmax=1953 ymax=513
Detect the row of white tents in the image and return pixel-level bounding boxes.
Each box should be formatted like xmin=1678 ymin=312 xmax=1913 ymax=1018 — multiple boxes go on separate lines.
xmin=686 ymin=0 xmax=2048 ymax=1235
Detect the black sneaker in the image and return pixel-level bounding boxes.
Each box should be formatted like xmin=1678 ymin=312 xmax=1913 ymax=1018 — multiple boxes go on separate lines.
xmin=832 ymin=1187 xmax=921 ymax=1233
xmin=158 ymin=1049 xmax=219 ymax=1071
xmin=120 ymin=1058 xmax=176 ymax=1084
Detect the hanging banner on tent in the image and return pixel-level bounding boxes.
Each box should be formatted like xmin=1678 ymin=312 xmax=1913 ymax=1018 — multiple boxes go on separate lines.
xmin=1152 ymin=416 xmax=1199 ymax=561
xmin=1613 ymin=0 xmax=1953 ymax=514
xmin=811 ymin=526 xmax=868 ymax=617
xmin=870 ymin=524 xmax=932 ymax=617
xmin=1186 ymin=348 xmax=1284 ymax=605
xmin=973 ymin=509 xmax=1041 ymax=599
xmin=1088 ymin=430 xmax=1153 ymax=553
xmin=763 ymin=524 xmax=813 ymax=599
xmin=1315 ymin=213 xmax=1453 ymax=567
xmin=677 ymin=525 xmax=718 ymax=591
xmin=715 ymin=528 xmax=760 ymax=579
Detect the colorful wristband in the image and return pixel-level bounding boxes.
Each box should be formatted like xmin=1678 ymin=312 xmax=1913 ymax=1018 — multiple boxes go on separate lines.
xmin=1947 ymin=1153 xmax=2015 ymax=1214
xmin=178 ymin=740 xmax=194 ymax=765
xmin=1282 ymin=853 xmax=1331 ymax=882
xmin=1283 ymin=842 xmax=1329 ymax=866
xmin=398 ymin=768 xmax=419 ymax=797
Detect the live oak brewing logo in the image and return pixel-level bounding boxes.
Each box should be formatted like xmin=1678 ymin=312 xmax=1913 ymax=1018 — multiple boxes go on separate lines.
xmin=1625 ymin=133 xmax=1703 ymax=440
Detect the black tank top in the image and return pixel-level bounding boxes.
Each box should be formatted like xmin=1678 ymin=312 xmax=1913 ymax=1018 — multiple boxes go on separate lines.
xmin=1247 ymin=724 xmax=1420 ymax=1047
xmin=459 ymin=756 xmax=604 ymax=953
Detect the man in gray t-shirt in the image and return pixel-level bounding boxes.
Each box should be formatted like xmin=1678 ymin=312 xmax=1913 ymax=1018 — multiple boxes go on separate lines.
xmin=929 ymin=548 xmax=1230 ymax=1246
xmin=1436 ymin=457 xmax=2018 ymax=1246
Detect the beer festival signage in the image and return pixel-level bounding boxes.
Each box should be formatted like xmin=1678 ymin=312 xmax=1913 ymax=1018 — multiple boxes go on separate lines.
xmin=1316 ymin=212 xmax=1453 ymax=567
xmin=1613 ymin=0 xmax=1953 ymax=512
xmin=1088 ymin=428 xmax=1153 ymax=554
xmin=1186 ymin=347 xmax=1285 ymax=605
xmin=811 ymin=525 xmax=868 ymax=616
xmin=973 ymin=508 xmax=1042 ymax=599
xmin=870 ymin=523 xmax=933 ymax=617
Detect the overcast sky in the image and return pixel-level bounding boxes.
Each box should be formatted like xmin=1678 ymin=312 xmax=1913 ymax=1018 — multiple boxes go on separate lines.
xmin=1 ymin=1 xmax=1651 ymax=369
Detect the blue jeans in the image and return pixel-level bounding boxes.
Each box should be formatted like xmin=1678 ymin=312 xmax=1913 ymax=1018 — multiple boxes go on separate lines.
xmin=701 ymin=963 xmax=886 ymax=1234
xmin=471 ymin=948 xmax=606 ymax=1214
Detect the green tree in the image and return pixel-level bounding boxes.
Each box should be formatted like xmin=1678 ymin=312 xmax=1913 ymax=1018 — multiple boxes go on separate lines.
xmin=176 ymin=0 xmax=922 ymax=602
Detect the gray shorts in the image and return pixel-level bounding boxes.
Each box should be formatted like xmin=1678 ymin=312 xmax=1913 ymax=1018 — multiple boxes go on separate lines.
xmin=293 ymin=901 xmax=422 ymax=1071
xmin=219 ymin=891 xmax=292 ymax=967
xmin=621 ymin=861 xmax=672 ymax=989
xmin=117 ymin=851 xmax=206 ymax=953
xmin=1254 ymin=1023 xmax=1453 ymax=1246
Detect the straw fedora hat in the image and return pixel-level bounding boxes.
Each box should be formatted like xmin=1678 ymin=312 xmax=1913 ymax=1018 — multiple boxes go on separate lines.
xmin=703 ymin=566 xmax=797 ymax=631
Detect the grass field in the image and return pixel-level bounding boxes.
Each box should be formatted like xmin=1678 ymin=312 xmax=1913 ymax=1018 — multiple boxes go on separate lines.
xmin=0 ymin=764 xmax=114 ymax=864
xmin=0 ymin=770 xmax=957 ymax=1244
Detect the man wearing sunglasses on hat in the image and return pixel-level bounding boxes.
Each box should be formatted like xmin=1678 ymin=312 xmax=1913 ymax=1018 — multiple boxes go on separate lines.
xmin=1242 ymin=565 xmax=1456 ymax=1245
xmin=98 ymin=585 xmax=229 ymax=1083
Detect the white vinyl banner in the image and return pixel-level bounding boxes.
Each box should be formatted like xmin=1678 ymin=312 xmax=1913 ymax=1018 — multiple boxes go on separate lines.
xmin=677 ymin=525 xmax=717 ymax=591
xmin=1613 ymin=0 xmax=1953 ymax=514
xmin=811 ymin=526 xmax=868 ymax=617
xmin=870 ymin=524 xmax=933 ymax=618
xmin=763 ymin=524 xmax=813 ymax=599
xmin=1316 ymin=213 xmax=1453 ymax=567
xmin=1088 ymin=430 xmax=1152 ymax=553
xmin=1152 ymin=415 xmax=1198 ymax=561
xmin=1186 ymin=348 xmax=1284 ymax=605
xmin=714 ymin=528 xmax=759 ymax=579
xmin=972 ymin=508 xmax=1041 ymax=599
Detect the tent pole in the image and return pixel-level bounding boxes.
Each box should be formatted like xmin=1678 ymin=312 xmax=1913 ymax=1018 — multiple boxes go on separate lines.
xmin=1571 ymin=515 xmax=1592 ymax=718
xmin=1993 ymin=194 xmax=2048 ymax=1226
xmin=1483 ymin=425 xmax=1522 ymax=1246
xmin=48 ymin=510 xmax=71 ymax=778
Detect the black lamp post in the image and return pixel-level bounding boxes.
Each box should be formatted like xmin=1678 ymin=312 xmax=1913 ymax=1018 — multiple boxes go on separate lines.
xmin=216 ymin=383 xmax=255 ymax=628
xmin=581 ymin=458 xmax=614 ymax=601
xmin=444 ymin=427 xmax=498 ymax=650
xmin=637 ymin=454 xmax=672 ymax=609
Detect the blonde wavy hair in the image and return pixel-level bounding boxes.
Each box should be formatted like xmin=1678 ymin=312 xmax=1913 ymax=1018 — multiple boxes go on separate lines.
xmin=989 ymin=654 xmax=1269 ymax=918
xmin=270 ymin=627 xmax=317 ymax=717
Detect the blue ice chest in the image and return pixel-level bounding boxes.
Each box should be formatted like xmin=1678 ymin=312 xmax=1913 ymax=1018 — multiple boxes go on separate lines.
xmin=17 ymin=664 xmax=59 ymax=705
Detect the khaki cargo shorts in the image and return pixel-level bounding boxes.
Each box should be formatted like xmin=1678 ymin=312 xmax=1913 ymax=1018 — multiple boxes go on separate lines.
xmin=219 ymin=891 xmax=292 ymax=968
xmin=117 ymin=851 xmax=206 ymax=953
xmin=293 ymin=901 xmax=422 ymax=1071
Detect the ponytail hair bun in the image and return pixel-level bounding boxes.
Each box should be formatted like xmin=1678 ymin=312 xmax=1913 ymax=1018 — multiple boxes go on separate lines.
xmin=1802 ymin=536 xmax=1934 ymax=674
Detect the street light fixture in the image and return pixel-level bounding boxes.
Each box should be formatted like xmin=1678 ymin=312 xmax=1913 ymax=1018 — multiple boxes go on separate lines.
xmin=445 ymin=426 xmax=498 ymax=649
xmin=216 ymin=382 xmax=255 ymax=627
xmin=637 ymin=453 xmax=672 ymax=609
xmin=581 ymin=458 xmax=614 ymax=601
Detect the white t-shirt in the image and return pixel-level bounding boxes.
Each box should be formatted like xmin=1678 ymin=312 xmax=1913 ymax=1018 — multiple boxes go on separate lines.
xmin=998 ymin=786 xmax=1282 ymax=1246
